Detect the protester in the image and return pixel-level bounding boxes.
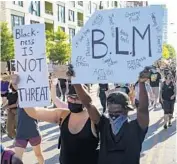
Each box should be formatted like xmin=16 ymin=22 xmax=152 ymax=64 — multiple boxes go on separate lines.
xmin=0 ymin=74 xmax=10 ymax=106
xmin=13 ymin=108 xmax=44 ymax=164
xmin=58 ymin=78 xmax=68 ymax=102
xmin=11 ymin=74 xmax=99 ymax=164
xmin=98 ymin=83 xmax=109 ymax=113
xmin=149 ymin=66 xmax=162 ymax=109
xmin=69 ymin=65 xmax=150 ymax=164
xmin=1 ymin=144 xmax=23 ymax=164
xmin=115 ymin=83 xmax=130 ymax=95
xmin=160 ymin=73 xmax=176 ymax=129
xmin=1 ymin=83 xmax=18 ymax=139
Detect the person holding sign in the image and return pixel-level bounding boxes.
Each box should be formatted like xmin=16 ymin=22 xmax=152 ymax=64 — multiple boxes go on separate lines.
xmin=68 ymin=65 xmax=150 ymax=164
xmin=11 ymin=74 xmax=99 ymax=164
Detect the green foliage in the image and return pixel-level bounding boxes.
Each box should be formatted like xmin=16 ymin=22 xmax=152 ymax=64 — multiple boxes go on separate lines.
xmin=0 ymin=22 xmax=14 ymax=61
xmin=46 ymin=27 xmax=71 ymax=64
xmin=162 ymin=44 xmax=176 ymax=59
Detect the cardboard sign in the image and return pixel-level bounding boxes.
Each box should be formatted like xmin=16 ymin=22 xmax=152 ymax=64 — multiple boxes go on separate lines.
xmin=1 ymin=62 xmax=7 ymax=73
xmin=14 ymin=24 xmax=50 ymax=108
xmin=48 ymin=64 xmax=68 ymax=79
xmin=71 ymin=6 xmax=164 ymax=84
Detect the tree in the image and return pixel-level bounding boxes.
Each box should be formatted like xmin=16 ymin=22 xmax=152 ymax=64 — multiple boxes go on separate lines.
xmin=46 ymin=27 xmax=71 ymax=64
xmin=0 ymin=22 xmax=14 ymax=61
xmin=162 ymin=43 xmax=176 ymax=59
xmin=162 ymin=44 xmax=170 ymax=59
xmin=166 ymin=44 xmax=176 ymax=59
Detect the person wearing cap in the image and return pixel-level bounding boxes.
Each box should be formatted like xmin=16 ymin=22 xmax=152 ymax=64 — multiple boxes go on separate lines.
xmin=149 ymin=66 xmax=162 ymax=109
xmin=68 ymin=65 xmax=150 ymax=164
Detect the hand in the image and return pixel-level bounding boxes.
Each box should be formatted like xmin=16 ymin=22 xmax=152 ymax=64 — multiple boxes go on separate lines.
xmin=66 ymin=64 xmax=75 ymax=77
xmin=11 ymin=74 xmax=20 ymax=85
xmin=50 ymin=74 xmax=58 ymax=86
xmin=139 ymin=67 xmax=151 ymax=82
xmin=171 ymin=95 xmax=175 ymax=100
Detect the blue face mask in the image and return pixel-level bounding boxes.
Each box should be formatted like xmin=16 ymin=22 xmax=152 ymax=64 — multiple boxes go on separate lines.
xmin=109 ymin=114 xmax=128 ymax=135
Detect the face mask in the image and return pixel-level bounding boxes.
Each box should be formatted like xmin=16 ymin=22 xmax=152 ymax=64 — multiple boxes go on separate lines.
xmin=68 ymin=102 xmax=83 ymax=113
xmin=109 ymin=114 xmax=128 ymax=135
xmin=152 ymin=69 xmax=157 ymax=73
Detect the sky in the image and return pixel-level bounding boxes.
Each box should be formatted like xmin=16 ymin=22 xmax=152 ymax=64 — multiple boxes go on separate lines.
xmin=148 ymin=0 xmax=177 ymax=51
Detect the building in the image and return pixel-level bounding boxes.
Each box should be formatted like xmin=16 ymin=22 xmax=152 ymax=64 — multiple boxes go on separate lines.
xmin=0 ymin=1 xmax=126 ymax=43
xmin=126 ymin=1 xmax=148 ymax=7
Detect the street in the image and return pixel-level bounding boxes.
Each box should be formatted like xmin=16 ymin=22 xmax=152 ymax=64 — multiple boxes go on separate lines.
xmin=1 ymin=85 xmax=176 ymax=164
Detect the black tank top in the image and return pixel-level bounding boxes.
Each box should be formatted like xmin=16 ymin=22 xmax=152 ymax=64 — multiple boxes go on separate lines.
xmin=162 ymin=82 xmax=175 ymax=101
xmin=59 ymin=114 xmax=99 ymax=164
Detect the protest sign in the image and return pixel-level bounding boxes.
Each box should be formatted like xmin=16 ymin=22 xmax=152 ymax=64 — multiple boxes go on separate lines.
xmin=1 ymin=62 xmax=7 ymax=73
xmin=71 ymin=6 xmax=164 ymax=84
xmin=47 ymin=64 xmax=68 ymax=79
xmin=14 ymin=24 xmax=50 ymax=108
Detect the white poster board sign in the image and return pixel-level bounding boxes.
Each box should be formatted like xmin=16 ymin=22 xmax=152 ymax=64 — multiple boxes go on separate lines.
xmin=71 ymin=6 xmax=164 ymax=84
xmin=14 ymin=24 xmax=50 ymax=108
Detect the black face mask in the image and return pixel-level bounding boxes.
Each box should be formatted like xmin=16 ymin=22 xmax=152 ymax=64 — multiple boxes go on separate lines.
xmin=68 ymin=102 xmax=83 ymax=113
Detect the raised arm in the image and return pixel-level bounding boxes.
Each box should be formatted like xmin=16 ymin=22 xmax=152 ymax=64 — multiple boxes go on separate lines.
xmin=11 ymin=74 xmax=69 ymax=124
xmin=74 ymin=84 xmax=101 ymax=124
xmin=137 ymin=69 xmax=150 ymax=130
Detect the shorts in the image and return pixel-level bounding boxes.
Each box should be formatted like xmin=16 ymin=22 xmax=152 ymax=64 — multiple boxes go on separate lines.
xmin=1 ymin=92 xmax=8 ymax=97
xmin=162 ymin=100 xmax=175 ymax=114
xmin=15 ymin=136 xmax=41 ymax=148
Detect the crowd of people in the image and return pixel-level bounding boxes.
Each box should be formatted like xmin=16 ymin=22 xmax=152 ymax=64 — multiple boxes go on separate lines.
xmin=0 ymin=59 xmax=176 ymax=164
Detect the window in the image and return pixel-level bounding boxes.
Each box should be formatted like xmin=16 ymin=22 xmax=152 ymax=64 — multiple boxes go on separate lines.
xmin=30 ymin=20 xmax=39 ymax=24
xmin=69 ymin=1 xmax=75 ymax=7
xmin=13 ymin=1 xmax=23 ymax=7
xmin=29 ymin=1 xmax=40 ymax=16
xmin=69 ymin=28 xmax=75 ymax=43
xmin=11 ymin=15 xmax=24 ymax=28
xmin=68 ymin=10 xmax=74 ymax=22
xmin=114 ymin=1 xmax=118 ymax=7
xmin=58 ymin=5 xmax=65 ymax=23
xmin=60 ymin=27 xmax=65 ymax=32
xmin=78 ymin=1 xmax=83 ymax=6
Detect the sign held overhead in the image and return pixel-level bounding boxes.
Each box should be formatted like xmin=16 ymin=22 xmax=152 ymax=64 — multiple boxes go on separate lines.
xmin=71 ymin=6 xmax=164 ymax=84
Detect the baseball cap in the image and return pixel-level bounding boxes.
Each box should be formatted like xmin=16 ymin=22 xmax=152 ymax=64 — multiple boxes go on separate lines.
xmin=107 ymin=91 xmax=134 ymax=111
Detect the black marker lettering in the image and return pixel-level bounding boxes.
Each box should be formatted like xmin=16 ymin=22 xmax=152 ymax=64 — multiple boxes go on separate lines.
xmin=18 ymin=88 xmax=25 ymax=101
xmin=27 ymin=75 xmax=35 ymax=83
xmin=31 ymin=88 xmax=35 ymax=101
xmin=35 ymin=58 xmax=44 ymax=72
xmin=132 ymin=24 xmax=152 ymax=57
xmin=17 ymin=59 xmax=26 ymax=72
xmin=115 ymin=27 xmax=129 ymax=55
xmin=15 ymin=29 xmax=21 ymax=39
xmin=92 ymin=29 xmax=108 ymax=59
xmin=28 ymin=59 xmax=37 ymax=71
xmin=36 ymin=87 xmax=40 ymax=101
xmin=29 ymin=47 xmax=33 ymax=55
xmin=22 ymin=47 xmax=28 ymax=56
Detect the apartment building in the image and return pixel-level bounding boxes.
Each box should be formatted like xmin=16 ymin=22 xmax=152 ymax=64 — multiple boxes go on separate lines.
xmin=0 ymin=1 xmax=123 ymax=42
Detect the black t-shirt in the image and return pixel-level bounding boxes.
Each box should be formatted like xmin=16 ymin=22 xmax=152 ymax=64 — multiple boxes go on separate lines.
xmin=99 ymin=84 xmax=108 ymax=92
xmin=162 ymin=81 xmax=176 ymax=101
xmin=98 ymin=115 xmax=148 ymax=164
xmin=7 ymin=92 xmax=18 ymax=107
xmin=59 ymin=79 xmax=67 ymax=88
xmin=150 ymin=72 xmax=161 ymax=87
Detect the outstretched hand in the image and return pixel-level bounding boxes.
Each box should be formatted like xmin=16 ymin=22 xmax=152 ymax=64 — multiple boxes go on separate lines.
xmin=139 ymin=67 xmax=151 ymax=82
xmin=11 ymin=74 xmax=20 ymax=85
xmin=66 ymin=64 xmax=75 ymax=77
